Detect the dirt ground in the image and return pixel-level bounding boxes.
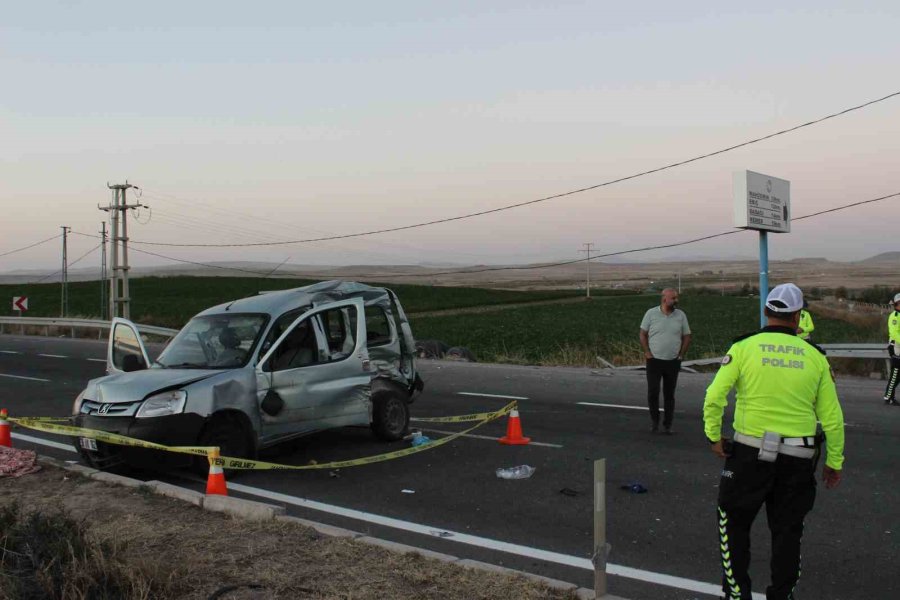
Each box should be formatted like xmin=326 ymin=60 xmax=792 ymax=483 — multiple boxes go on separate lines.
xmin=0 ymin=465 xmax=580 ymax=600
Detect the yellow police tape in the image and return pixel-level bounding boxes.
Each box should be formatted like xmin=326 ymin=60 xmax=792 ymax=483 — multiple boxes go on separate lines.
xmin=410 ymin=409 xmax=504 ymax=423
xmin=10 ymin=401 xmax=517 ymax=471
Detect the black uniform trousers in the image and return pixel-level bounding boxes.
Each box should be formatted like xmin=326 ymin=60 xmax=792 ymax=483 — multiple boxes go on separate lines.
xmin=717 ymin=442 xmax=817 ymax=600
xmin=646 ymin=358 xmax=680 ymax=428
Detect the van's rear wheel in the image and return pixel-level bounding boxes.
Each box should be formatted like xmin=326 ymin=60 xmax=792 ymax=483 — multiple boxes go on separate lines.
xmin=371 ymin=390 xmax=410 ymax=441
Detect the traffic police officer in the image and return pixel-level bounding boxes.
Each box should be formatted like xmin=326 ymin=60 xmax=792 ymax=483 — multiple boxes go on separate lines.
xmin=797 ymin=300 xmax=814 ymax=342
xmin=703 ymin=283 xmax=844 ymax=600
xmin=883 ymin=292 xmax=900 ymax=405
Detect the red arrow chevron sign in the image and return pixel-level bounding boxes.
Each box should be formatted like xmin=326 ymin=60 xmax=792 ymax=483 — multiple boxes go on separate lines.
xmin=12 ymin=296 xmax=28 ymax=312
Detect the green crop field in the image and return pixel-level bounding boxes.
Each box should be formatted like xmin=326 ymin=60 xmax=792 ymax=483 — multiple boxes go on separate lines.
xmin=409 ymin=295 xmax=883 ymax=366
xmin=0 ymin=276 xmax=584 ymax=328
xmin=1 ymin=277 xmax=880 ymax=368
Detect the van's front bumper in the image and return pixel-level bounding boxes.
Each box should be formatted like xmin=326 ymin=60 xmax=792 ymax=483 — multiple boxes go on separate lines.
xmin=73 ymin=413 xmax=205 ymax=469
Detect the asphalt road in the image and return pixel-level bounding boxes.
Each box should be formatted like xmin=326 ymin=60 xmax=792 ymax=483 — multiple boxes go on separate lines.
xmin=1 ymin=333 xmax=897 ymax=600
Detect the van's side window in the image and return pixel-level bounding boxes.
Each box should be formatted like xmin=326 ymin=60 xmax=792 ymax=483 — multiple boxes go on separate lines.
xmin=269 ymin=319 xmax=318 ymax=371
xmin=317 ymin=306 xmax=357 ymax=361
xmin=261 ymin=307 xmax=307 ymax=357
xmin=365 ymin=306 xmax=392 ymax=347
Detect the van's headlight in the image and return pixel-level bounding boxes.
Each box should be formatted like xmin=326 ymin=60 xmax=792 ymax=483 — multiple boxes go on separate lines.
xmin=136 ymin=390 xmax=187 ymax=418
xmin=72 ymin=390 xmax=86 ymax=415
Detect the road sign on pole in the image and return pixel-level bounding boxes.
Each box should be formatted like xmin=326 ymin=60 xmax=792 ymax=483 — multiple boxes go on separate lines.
xmin=12 ymin=296 xmax=28 ymax=313
xmin=733 ymin=170 xmax=791 ymax=327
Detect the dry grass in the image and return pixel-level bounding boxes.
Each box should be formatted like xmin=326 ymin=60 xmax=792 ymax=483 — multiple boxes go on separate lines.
xmin=0 ymin=468 xmax=580 ymax=600
xmin=0 ymin=502 xmax=173 ymax=600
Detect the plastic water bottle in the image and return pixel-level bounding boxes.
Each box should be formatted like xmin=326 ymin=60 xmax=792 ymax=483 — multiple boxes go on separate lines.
xmin=495 ymin=465 xmax=535 ymax=479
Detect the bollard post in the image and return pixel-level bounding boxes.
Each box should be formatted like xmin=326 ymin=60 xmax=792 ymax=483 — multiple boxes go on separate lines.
xmin=593 ymin=458 xmax=607 ymax=598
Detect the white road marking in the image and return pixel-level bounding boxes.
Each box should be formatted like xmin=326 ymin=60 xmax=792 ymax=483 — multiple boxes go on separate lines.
xmin=38 ymin=354 xmax=67 ymax=358
xmin=458 ymin=392 xmax=529 ymax=400
xmin=0 ymin=350 xmax=21 ymax=354
xmin=0 ymin=373 xmax=50 ymax=382
xmin=578 ymin=402 xmax=648 ymax=411
xmin=87 ymin=358 xmax=107 ymax=363
xmin=12 ymin=432 xmax=77 ymax=452
xmin=17 ymin=433 xmax=764 ymax=599
xmin=419 ymin=427 xmax=563 ymax=449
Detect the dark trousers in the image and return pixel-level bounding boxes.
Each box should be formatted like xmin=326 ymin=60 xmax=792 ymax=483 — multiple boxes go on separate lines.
xmin=646 ymin=358 xmax=680 ymax=428
xmin=884 ymin=356 xmax=900 ymax=401
xmin=717 ymin=442 xmax=817 ymax=600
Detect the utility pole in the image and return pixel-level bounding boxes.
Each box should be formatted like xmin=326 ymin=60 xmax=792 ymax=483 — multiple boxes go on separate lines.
xmin=101 ymin=182 xmax=143 ymax=320
xmin=579 ymin=242 xmax=595 ymax=298
xmin=100 ymin=222 xmax=107 ymax=320
xmin=60 ymin=226 xmax=71 ymax=317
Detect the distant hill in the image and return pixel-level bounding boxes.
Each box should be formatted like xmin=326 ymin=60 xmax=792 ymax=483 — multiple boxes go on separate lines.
xmin=858 ymin=252 xmax=900 ymax=264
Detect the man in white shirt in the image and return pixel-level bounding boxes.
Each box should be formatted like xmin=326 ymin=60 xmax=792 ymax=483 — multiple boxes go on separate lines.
xmin=639 ymin=288 xmax=692 ymax=434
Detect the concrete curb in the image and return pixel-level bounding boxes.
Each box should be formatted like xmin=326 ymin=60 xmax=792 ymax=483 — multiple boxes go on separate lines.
xmin=90 ymin=471 xmax=146 ymax=489
xmin=275 ymin=515 xmax=362 ymax=538
xmin=36 ymin=455 xmax=66 ymax=469
xmin=203 ymin=494 xmax=285 ymax=521
xmin=54 ymin=459 xmax=627 ymax=599
xmin=457 ymin=559 xmax=577 ymax=592
xmin=357 ymin=536 xmax=460 ymax=563
xmin=145 ymin=480 xmax=205 ymax=507
xmin=61 ymin=462 xmax=98 ymax=477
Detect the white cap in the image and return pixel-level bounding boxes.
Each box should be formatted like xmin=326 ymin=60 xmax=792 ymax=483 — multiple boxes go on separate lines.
xmin=765 ymin=283 xmax=804 ymax=313
xmin=893 ymin=292 xmax=900 ymax=305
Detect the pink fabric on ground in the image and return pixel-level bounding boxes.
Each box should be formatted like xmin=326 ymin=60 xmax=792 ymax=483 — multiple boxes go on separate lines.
xmin=0 ymin=446 xmax=41 ymax=478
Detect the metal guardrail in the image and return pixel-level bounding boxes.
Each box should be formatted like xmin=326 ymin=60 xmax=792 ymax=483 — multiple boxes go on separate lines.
xmin=817 ymin=343 xmax=888 ymax=359
xmin=617 ymin=343 xmax=889 ymax=371
xmin=0 ymin=317 xmax=178 ymax=339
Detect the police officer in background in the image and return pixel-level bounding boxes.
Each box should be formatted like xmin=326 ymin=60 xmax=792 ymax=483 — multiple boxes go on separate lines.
xmin=703 ymin=283 xmax=844 ymax=600
xmin=797 ymin=300 xmax=814 ymax=342
xmin=883 ymin=292 xmax=900 ymax=405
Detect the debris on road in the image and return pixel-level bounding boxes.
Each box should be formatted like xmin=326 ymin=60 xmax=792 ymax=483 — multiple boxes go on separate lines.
xmin=620 ymin=482 xmax=648 ymax=494
xmin=496 ymin=465 xmax=535 ymax=479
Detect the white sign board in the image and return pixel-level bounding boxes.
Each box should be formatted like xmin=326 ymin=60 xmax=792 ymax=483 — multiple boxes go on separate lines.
xmin=733 ymin=170 xmax=790 ymax=233
xmin=12 ymin=296 xmax=28 ymax=312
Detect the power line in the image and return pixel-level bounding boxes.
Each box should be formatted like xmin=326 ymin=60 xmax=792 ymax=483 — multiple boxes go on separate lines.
xmin=34 ymin=243 xmax=102 ymax=283
xmin=0 ymin=234 xmax=63 ymax=259
xmin=138 ymin=188 xmax=522 ymax=261
xmin=329 ymin=190 xmax=900 ymax=279
xmin=128 ymin=245 xmax=279 ymax=277
xmin=74 ymin=189 xmax=900 ymax=281
xmin=128 ymin=89 xmax=900 ymax=248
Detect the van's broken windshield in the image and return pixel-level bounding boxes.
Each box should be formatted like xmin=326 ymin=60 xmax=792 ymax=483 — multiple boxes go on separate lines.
xmin=155 ymin=313 xmax=268 ymax=369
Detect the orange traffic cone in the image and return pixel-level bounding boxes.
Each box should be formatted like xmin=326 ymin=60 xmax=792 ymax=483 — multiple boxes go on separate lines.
xmin=205 ymin=447 xmax=228 ymax=496
xmin=0 ymin=409 xmax=10 ymax=448
xmin=499 ymin=408 xmax=531 ymax=445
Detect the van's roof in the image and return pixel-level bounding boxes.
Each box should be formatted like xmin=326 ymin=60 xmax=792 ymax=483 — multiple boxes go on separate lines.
xmin=195 ymin=280 xmax=390 ymax=318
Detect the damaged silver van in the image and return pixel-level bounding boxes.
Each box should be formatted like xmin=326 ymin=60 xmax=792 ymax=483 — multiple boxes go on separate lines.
xmin=73 ymin=281 xmax=424 ymax=471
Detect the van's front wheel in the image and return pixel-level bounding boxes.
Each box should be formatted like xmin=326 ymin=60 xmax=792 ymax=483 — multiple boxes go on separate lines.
xmin=195 ymin=413 xmax=253 ymax=475
xmin=371 ymin=390 xmax=410 ymax=441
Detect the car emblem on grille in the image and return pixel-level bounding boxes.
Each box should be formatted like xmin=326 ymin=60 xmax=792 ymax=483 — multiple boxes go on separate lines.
xmin=98 ymin=403 xmax=112 ymax=414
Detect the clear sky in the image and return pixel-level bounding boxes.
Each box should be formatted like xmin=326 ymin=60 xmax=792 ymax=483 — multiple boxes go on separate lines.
xmin=2 ymin=1 xmax=899 ymax=275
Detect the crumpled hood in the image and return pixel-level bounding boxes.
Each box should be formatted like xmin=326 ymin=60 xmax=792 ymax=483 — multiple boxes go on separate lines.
xmin=83 ymin=368 xmax=224 ymax=403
